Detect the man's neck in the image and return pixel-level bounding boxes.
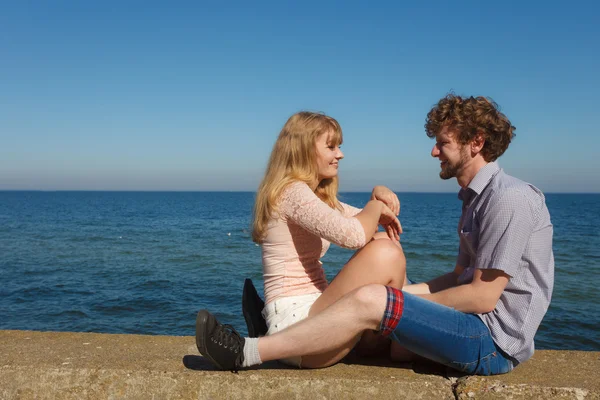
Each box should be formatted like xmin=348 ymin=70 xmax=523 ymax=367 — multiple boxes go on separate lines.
xmin=457 ymin=158 xmax=488 ymax=189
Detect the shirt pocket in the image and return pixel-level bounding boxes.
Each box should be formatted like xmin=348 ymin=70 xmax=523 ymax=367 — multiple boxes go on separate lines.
xmin=459 ymin=225 xmax=479 ymax=257
xmin=460 ymin=231 xmax=476 ymax=255
xmin=464 ymin=205 xmax=481 ymax=237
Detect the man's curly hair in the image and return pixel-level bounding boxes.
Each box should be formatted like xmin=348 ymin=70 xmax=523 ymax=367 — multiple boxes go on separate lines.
xmin=425 ymin=94 xmax=516 ymax=162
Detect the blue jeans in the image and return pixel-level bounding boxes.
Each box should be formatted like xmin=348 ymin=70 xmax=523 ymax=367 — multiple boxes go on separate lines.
xmin=390 ymin=291 xmax=514 ymax=375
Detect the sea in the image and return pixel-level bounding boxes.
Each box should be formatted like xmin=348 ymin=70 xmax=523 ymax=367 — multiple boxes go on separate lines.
xmin=0 ymin=191 xmax=598 ymax=352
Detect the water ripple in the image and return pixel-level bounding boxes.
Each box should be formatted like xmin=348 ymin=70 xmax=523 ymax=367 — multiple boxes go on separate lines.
xmin=0 ymin=191 xmax=598 ymax=351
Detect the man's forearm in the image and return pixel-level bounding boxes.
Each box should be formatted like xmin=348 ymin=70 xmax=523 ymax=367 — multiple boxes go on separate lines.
xmin=403 ymin=271 xmax=459 ymax=295
xmin=420 ymin=284 xmax=493 ymax=314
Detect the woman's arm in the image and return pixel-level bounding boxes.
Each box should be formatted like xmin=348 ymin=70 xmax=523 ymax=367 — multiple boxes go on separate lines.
xmin=339 ymin=201 xmax=362 ymax=217
xmin=281 ymin=182 xmax=397 ymax=249
xmin=354 ymin=200 xmax=387 ymax=242
xmin=340 ymin=199 xmax=402 ymax=242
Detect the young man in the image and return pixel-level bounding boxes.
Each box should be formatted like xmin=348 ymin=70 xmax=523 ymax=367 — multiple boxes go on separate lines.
xmin=195 ymin=94 xmax=555 ymax=375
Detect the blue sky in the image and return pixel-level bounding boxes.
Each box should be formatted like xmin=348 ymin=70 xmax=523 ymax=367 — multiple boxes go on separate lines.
xmin=1 ymin=1 xmax=599 ymax=192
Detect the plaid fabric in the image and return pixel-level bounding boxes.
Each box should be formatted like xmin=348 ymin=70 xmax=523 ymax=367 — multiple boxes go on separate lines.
xmin=379 ymin=286 xmax=404 ymax=337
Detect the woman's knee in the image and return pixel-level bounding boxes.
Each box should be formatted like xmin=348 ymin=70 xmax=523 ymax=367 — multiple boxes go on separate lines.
xmin=372 ymin=232 xmax=403 ymax=248
xmin=363 ymin=239 xmax=406 ymax=270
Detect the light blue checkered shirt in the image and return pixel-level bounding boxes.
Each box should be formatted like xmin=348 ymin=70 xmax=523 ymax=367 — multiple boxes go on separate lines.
xmin=456 ymin=162 xmax=554 ymax=364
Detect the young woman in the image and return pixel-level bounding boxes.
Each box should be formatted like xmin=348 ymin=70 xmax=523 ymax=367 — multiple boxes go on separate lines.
xmin=252 ymin=111 xmax=406 ymax=368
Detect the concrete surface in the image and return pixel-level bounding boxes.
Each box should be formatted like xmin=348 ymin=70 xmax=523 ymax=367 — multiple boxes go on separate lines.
xmin=0 ymin=330 xmax=598 ymax=399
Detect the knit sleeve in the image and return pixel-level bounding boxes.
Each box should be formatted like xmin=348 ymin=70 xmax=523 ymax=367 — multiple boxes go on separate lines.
xmin=340 ymin=201 xmax=362 ymax=217
xmin=279 ymin=182 xmax=367 ymax=249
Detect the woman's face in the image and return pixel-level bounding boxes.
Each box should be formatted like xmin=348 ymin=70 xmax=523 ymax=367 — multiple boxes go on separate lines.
xmin=315 ymin=131 xmax=344 ymax=181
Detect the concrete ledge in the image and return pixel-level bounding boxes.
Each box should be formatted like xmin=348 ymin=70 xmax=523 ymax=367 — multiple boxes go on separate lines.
xmin=0 ymin=330 xmax=598 ymax=399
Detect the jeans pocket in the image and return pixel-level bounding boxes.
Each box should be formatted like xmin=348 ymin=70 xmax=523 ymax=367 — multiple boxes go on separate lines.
xmin=476 ymin=352 xmax=494 ymax=376
xmin=450 ymin=352 xmax=511 ymax=376
xmin=449 ymin=351 xmax=493 ymax=376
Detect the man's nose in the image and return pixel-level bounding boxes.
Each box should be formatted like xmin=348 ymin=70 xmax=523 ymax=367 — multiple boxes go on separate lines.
xmin=431 ymin=144 xmax=439 ymax=157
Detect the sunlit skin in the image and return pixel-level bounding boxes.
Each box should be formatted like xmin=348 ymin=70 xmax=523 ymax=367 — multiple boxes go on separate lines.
xmin=314 ymin=131 xmax=344 ymax=182
xmin=431 ymin=126 xmax=487 ymax=188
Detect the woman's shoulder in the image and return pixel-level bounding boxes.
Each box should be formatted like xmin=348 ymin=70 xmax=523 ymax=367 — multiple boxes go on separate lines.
xmin=280 ymin=180 xmax=313 ymax=199
xmin=278 ymin=181 xmax=318 ymax=212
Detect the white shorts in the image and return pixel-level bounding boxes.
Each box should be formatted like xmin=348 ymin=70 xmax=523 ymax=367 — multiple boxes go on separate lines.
xmin=261 ymin=292 xmax=321 ymax=367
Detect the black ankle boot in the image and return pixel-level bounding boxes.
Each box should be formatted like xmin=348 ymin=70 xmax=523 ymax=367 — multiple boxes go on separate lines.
xmin=242 ymin=278 xmax=268 ymax=337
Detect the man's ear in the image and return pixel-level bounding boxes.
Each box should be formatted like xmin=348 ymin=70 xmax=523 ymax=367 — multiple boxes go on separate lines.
xmin=471 ymin=133 xmax=485 ymax=154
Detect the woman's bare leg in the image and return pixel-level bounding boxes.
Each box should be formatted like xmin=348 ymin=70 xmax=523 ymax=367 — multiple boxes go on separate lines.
xmin=257 ymin=285 xmax=388 ymax=364
xmin=299 ymin=237 xmax=406 ymax=368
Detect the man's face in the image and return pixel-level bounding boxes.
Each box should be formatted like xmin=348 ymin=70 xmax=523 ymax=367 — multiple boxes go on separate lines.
xmin=431 ymin=126 xmax=471 ymax=180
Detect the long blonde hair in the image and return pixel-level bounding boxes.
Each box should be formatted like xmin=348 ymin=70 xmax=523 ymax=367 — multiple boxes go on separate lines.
xmin=252 ymin=111 xmax=344 ymax=243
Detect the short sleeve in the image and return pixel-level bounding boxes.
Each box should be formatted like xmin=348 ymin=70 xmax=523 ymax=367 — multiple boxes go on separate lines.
xmin=474 ymin=189 xmax=536 ymax=277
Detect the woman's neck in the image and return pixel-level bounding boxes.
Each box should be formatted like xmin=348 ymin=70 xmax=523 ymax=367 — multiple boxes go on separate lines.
xmin=309 ymin=178 xmax=322 ymax=192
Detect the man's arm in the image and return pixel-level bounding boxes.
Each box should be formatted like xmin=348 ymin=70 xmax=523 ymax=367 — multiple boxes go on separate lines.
xmin=402 ymin=265 xmax=464 ymax=295
xmin=423 ymin=188 xmax=536 ymax=313
xmin=420 ymin=268 xmax=510 ymax=314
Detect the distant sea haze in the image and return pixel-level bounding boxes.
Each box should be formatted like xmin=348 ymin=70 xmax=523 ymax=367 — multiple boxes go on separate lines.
xmin=0 ymin=191 xmax=598 ymax=351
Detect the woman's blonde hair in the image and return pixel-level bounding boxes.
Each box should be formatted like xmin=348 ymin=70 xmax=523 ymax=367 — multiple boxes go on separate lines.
xmin=252 ymin=111 xmax=343 ymax=243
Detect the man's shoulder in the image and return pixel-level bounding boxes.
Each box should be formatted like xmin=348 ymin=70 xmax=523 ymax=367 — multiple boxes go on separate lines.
xmin=483 ymin=170 xmax=547 ymax=214
xmin=490 ymin=170 xmax=544 ymax=198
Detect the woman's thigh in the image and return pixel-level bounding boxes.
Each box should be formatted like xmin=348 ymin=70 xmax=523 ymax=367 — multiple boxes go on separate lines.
xmin=263 ymin=293 xmax=321 ymax=368
xmin=299 ymin=239 xmax=406 ymax=368
xmin=310 ymin=238 xmax=406 ymax=316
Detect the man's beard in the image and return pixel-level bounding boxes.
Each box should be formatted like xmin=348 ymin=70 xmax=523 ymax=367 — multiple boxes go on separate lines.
xmin=439 ymin=147 xmax=470 ymax=180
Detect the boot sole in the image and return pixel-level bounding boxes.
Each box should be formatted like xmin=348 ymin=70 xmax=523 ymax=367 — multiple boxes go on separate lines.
xmin=195 ymin=310 xmax=223 ymax=370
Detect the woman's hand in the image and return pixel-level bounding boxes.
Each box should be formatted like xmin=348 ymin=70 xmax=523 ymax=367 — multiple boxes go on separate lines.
xmin=371 ymin=186 xmax=400 ymax=215
xmin=379 ymin=203 xmax=402 ymax=241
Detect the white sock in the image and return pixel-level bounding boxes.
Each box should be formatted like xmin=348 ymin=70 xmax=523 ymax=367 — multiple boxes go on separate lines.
xmin=242 ymin=337 xmax=262 ymax=367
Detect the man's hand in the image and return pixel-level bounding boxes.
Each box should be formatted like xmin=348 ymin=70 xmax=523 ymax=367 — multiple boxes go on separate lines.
xmin=371 ymin=186 xmax=400 ymax=215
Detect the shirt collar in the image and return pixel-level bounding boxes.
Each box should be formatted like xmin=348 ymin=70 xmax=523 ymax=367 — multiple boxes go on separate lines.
xmin=458 ymin=162 xmax=500 ymax=202
xmin=468 ymin=161 xmax=500 ymax=195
